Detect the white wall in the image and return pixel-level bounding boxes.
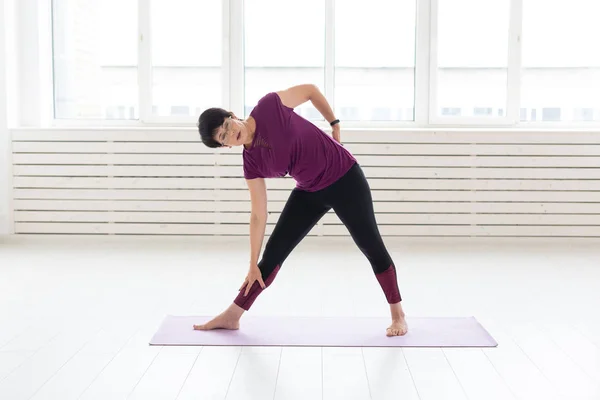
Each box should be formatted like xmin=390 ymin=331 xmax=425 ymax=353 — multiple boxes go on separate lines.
xmin=9 ymin=128 xmax=600 ymax=238
xmin=0 ymin=0 xmax=11 ymax=235
xmin=0 ymin=0 xmax=17 ymax=235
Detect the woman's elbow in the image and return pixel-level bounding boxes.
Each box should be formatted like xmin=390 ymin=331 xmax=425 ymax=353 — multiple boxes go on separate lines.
xmin=250 ymin=211 xmax=268 ymax=222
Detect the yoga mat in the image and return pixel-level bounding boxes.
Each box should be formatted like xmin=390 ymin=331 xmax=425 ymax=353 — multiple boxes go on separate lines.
xmin=149 ymin=315 xmax=497 ymax=347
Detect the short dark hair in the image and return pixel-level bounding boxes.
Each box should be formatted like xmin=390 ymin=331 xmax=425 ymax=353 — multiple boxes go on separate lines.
xmin=197 ymin=108 xmax=232 ymax=148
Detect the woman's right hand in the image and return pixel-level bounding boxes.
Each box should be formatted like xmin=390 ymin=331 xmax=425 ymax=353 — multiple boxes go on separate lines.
xmin=239 ymin=265 xmax=266 ymax=296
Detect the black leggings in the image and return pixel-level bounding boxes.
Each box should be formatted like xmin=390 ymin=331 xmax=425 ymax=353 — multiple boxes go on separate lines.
xmin=235 ymin=163 xmax=401 ymax=310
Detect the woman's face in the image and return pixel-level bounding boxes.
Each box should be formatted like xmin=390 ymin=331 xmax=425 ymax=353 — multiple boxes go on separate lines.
xmin=214 ymin=116 xmax=247 ymax=147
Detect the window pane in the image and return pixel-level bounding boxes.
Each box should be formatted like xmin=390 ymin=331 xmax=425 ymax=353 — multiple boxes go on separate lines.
xmin=521 ymin=0 xmax=600 ymax=122
xmin=335 ymin=0 xmax=416 ymax=121
xmin=245 ymin=0 xmax=324 ymax=119
xmin=151 ymin=0 xmax=222 ymax=118
xmin=52 ymin=0 xmax=138 ymax=119
xmin=436 ymin=0 xmax=510 ymax=118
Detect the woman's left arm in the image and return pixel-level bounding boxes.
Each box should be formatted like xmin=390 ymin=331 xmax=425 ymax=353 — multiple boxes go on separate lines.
xmin=277 ymin=84 xmax=341 ymax=142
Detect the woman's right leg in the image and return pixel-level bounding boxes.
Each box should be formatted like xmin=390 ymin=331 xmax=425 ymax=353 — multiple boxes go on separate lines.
xmin=234 ymin=188 xmax=330 ymax=310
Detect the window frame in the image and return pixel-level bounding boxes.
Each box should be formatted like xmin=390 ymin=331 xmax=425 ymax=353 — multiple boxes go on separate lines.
xmin=29 ymin=0 xmax=600 ymax=129
xmin=427 ymin=0 xmax=522 ymax=127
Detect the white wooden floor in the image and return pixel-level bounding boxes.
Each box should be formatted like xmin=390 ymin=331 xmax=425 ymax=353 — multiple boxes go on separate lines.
xmin=0 ymin=235 xmax=599 ymax=400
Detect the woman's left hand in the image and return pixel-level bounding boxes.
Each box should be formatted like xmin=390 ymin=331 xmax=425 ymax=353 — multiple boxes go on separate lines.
xmin=332 ymin=124 xmax=341 ymax=144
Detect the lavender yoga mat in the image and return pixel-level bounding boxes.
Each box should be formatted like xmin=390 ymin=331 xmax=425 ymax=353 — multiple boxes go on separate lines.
xmin=149 ymin=315 xmax=497 ymax=347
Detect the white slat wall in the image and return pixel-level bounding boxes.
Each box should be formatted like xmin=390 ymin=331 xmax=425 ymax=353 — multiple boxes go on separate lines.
xmin=9 ymin=128 xmax=600 ymax=237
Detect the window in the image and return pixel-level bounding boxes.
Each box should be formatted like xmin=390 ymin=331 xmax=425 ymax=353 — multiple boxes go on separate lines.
xmin=170 ymin=106 xmax=190 ymax=116
xmin=46 ymin=0 xmax=600 ymax=127
xmin=521 ymin=0 xmax=600 ymax=122
xmin=474 ymin=107 xmax=493 ymax=116
xmin=574 ymin=108 xmax=594 ymax=121
xmin=151 ymin=0 xmax=222 ymax=118
xmin=335 ymin=0 xmax=416 ymax=121
xmin=244 ymin=0 xmax=324 ymax=119
xmin=52 ymin=0 xmax=138 ymax=119
xmin=520 ymin=108 xmax=527 ymax=121
xmin=302 ymin=107 xmax=322 ymax=120
xmin=542 ymin=108 xmax=561 ymax=121
xmin=442 ymin=108 xmax=461 ymax=116
xmin=371 ymin=108 xmax=393 ymax=121
xmin=339 ymin=107 xmax=360 ymax=120
xmin=435 ymin=0 xmax=510 ymax=120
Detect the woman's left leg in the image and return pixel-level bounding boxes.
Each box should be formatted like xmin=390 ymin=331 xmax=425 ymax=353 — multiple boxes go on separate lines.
xmin=323 ymin=163 xmax=407 ymax=336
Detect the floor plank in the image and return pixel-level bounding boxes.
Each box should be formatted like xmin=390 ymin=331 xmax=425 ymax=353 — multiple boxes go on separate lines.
xmin=480 ymin=318 xmax=561 ymax=400
xmin=443 ymin=347 xmax=516 ymax=400
xmin=224 ymin=347 xmax=282 ymax=400
xmin=0 ymin=325 xmax=102 ymax=400
xmin=274 ymin=347 xmax=323 ymax=400
xmin=322 ymin=347 xmax=372 ymax=400
xmin=362 ymin=347 xmax=420 ymax=400
xmin=403 ymin=348 xmax=468 ymax=400
xmin=176 ymin=346 xmax=241 ymax=400
xmin=507 ymin=322 xmax=599 ymax=400
xmin=128 ymin=346 xmax=201 ymax=400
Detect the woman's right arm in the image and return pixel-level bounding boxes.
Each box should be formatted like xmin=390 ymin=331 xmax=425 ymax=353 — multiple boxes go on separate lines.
xmin=246 ymin=178 xmax=268 ymax=268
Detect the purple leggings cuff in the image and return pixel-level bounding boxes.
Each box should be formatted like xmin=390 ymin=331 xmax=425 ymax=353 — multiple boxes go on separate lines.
xmin=375 ymin=264 xmax=402 ymax=304
xmin=234 ymin=265 xmax=281 ymax=311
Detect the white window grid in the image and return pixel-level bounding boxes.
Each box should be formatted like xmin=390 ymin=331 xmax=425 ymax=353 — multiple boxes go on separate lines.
xmin=18 ymin=0 xmax=600 ymax=129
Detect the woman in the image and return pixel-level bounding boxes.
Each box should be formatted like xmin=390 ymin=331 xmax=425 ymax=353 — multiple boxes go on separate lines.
xmin=194 ymin=84 xmax=408 ymax=336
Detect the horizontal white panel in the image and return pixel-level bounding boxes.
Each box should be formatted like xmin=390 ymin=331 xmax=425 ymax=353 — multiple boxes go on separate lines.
xmin=13 ymin=211 xmax=261 ymax=224
xmin=368 ymin=191 xmax=600 ymax=202
xmin=363 ymin=167 xmax=600 ymax=180
xmin=13 ymin=223 xmax=600 ymax=237
xmin=12 ymin=176 xmax=296 ymax=190
xmin=341 ymin=131 xmax=600 ymax=144
xmin=12 ymin=222 xmax=298 ymax=236
xmin=14 ymin=211 xmax=600 ymax=226
xmin=13 ymin=141 xmax=600 ymax=156
xmin=13 ymin=152 xmax=600 ymax=168
xmin=346 ymin=144 xmax=600 ymax=156
xmin=12 ymin=188 xmax=600 ymax=202
xmin=12 ymin=165 xmax=243 ymax=177
xmin=12 ymin=176 xmax=600 ymax=191
xmin=366 ymin=179 xmax=600 ymax=191
xmin=12 ymin=189 xmax=232 ymax=201
xmin=12 ymin=199 xmax=265 ymax=212
xmin=12 ymin=153 xmax=226 ymax=165
xmin=356 ymin=156 xmax=600 ymax=168
xmin=323 ymin=225 xmax=600 ymax=237
xmin=11 ymin=129 xmax=201 ymax=142
xmin=11 ymin=141 xmax=218 ymax=154
xmin=13 ymin=164 xmax=600 ymax=180
xmin=325 ymin=213 xmax=600 ymax=225
xmin=11 ymin=128 xmax=600 ymax=144
xmin=13 ymin=200 xmax=600 ymax=214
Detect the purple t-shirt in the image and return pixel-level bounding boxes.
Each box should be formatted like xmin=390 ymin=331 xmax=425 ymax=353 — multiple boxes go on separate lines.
xmin=243 ymin=92 xmax=356 ymax=192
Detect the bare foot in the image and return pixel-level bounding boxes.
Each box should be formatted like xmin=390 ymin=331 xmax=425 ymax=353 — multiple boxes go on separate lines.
xmin=193 ymin=313 xmax=240 ymax=331
xmin=386 ymin=318 xmax=408 ymax=337
xmin=387 ymin=302 xmax=408 ymax=336
xmin=193 ymin=304 xmax=244 ymax=331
